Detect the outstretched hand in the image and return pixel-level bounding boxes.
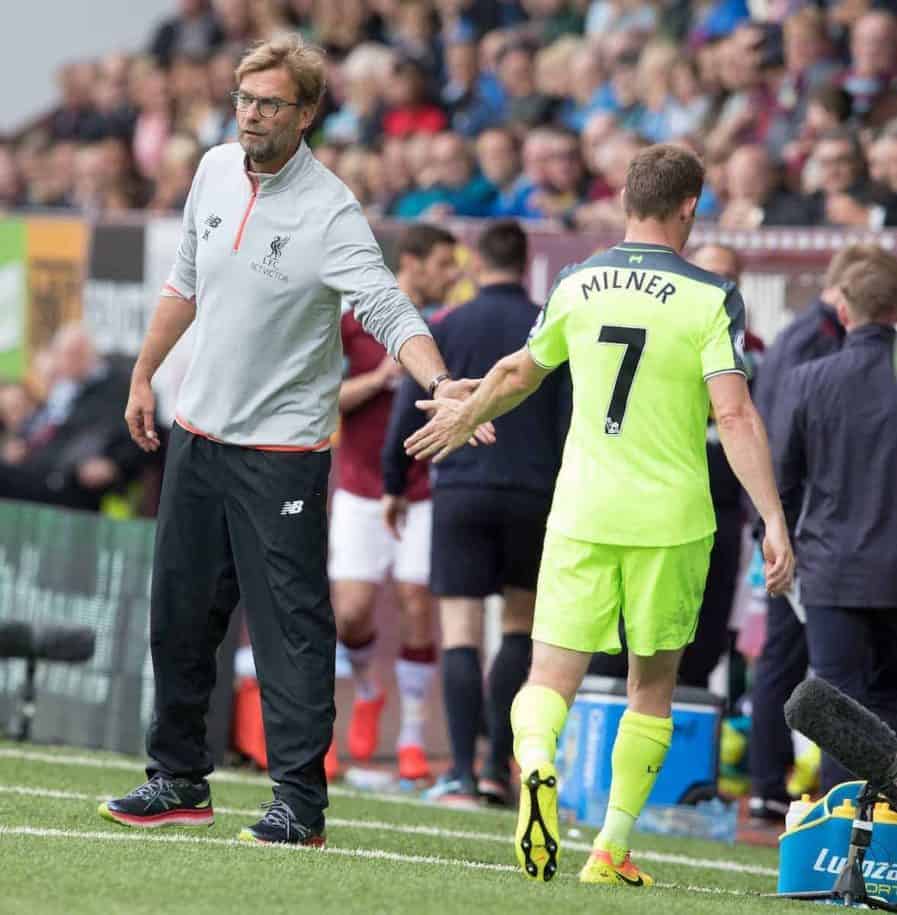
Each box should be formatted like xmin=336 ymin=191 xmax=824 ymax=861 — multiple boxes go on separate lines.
xmin=406 ymin=398 xmax=480 ymax=462
xmin=432 ymin=377 xmax=495 ymax=449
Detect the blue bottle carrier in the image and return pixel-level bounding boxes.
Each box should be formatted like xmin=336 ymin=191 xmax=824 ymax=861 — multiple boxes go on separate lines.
xmin=555 ymin=676 xmax=733 ymax=839
xmin=778 ymin=781 xmax=897 ymax=898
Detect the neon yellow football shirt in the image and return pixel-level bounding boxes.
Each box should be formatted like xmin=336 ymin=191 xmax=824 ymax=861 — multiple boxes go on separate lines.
xmin=528 ymin=242 xmax=747 ymax=547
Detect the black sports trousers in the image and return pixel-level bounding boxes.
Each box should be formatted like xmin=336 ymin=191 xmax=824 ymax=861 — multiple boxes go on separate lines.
xmin=145 ymin=423 xmax=335 ymax=823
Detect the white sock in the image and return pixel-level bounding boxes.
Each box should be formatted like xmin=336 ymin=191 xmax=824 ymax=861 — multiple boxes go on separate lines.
xmin=395 ymin=657 xmax=436 ymax=749
xmin=347 ymin=639 xmax=379 ymax=701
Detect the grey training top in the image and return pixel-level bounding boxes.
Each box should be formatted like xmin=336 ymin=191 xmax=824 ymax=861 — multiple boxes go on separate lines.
xmin=164 ymin=140 xmax=430 ymax=448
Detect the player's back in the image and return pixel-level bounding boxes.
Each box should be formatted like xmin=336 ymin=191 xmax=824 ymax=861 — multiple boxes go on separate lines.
xmin=527 ymin=241 xmax=746 ymax=547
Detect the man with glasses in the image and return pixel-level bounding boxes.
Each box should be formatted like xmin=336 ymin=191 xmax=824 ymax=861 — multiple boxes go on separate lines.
xmin=101 ymin=35 xmax=473 ymax=846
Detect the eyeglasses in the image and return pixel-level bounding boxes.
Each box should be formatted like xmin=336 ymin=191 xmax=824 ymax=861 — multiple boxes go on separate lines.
xmin=231 ymin=91 xmax=301 ymax=118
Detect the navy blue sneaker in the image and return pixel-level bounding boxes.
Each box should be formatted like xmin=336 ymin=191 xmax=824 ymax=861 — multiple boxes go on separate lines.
xmin=238 ymin=800 xmax=326 ymax=846
xmin=99 ymin=774 xmax=213 ymax=828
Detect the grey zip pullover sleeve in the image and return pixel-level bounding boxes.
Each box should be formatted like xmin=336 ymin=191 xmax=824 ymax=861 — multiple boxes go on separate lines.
xmin=320 ymin=197 xmax=429 ymax=360
xmin=164 ymin=156 xmax=206 ymax=301
xmin=159 ymin=142 xmax=431 ymax=449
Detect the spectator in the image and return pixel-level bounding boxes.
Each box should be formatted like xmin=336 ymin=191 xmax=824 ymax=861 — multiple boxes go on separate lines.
xmin=92 ymin=53 xmax=139 ymax=140
xmin=487 ymin=126 xmax=554 ymax=219
xmin=631 ymin=42 xmax=681 ymax=143
xmin=747 ymin=242 xmax=876 ymax=823
xmin=323 ymin=43 xmax=393 ymax=146
xmin=334 ymin=145 xmax=373 ymax=206
xmin=388 ymin=0 xmax=440 ymax=76
xmin=774 ymin=249 xmax=897 ymax=792
xmin=806 ymin=127 xmax=897 ymax=226
xmin=26 ymin=141 xmax=76 ymax=209
xmin=781 ymin=84 xmax=853 ymax=186
xmin=574 ymin=128 xmax=645 ymax=230
xmin=70 ymin=144 xmax=110 ymax=214
xmin=310 ymin=0 xmax=369 ymax=54
xmin=590 ymin=47 xmax=644 ymax=130
xmin=766 ymin=8 xmax=839 ymax=155
xmin=393 ymin=131 xmax=495 ymax=218
xmin=442 ymin=36 xmax=500 ymax=136
xmin=131 ymin=63 xmax=173 ymax=181
xmin=0 ymin=146 xmax=22 ymax=209
xmin=149 ymin=0 xmax=224 ymax=69
xmin=667 ymin=58 xmax=712 ymax=140
xmin=522 ymin=0 xmax=585 ymax=44
xmin=370 ymin=136 xmax=414 ymax=213
xmin=383 ymin=220 xmax=571 ymax=805
xmin=213 ymin=0 xmax=255 ymax=52
xmin=720 ymin=144 xmax=814 ymax=227
xmin=689 ymin=0 xmax=750 ymax=45
xmin=842 ymin=10 xmax=897 ymax=119
xmin=381 ymin=57 xmax=448 ymax=138
xmin=0 ymin=324 xmax=147 ymax=511
xmin=247 ymin=0 xmax=296 ymax=41
xmin=585 ymin=0 xmax=657 ymax=37
xmin=557 ymin=42 xmax=605 ymax=133
xmin=50 ymin=61 xmax=105 ymax=143
xmin=148 ymin=133 xmax=203 ymax=212
xmin=0 ymin=383 xmax=38 ymax=462
xmin=533 ymin=35 xmax=581 ymax=112
xmin=868 ymin=122 xmax=897 ymax=191
xmin=496 ymin=39 xmax=558 ymax=133
xmin=528 ymin=128 xmax=586 ymax=221
xmin=707 ymin=22 xmax=779 ymax=150
xmin=475 ymin=126 xmax=524 ymax=213
xmin=197 ymin=48 xmax=242 ymax=147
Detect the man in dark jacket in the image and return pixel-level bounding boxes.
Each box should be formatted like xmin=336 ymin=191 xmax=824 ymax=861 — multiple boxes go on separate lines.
xmin=774 ymin=248 xmax=897 ymax=792
xmin=0 ymin=325 xmax=147 ymax=511
xmin=747 ymin=242 xmax=877 ymax=821
xmin=382 ymin=220 xmax=571 ymax=805
xmin=149 ymin=0 xmax=223 ymax=69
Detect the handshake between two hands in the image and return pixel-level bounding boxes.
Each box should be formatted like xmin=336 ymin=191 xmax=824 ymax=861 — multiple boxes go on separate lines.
xmin=403 ymin=377 xmax=495 ymax=464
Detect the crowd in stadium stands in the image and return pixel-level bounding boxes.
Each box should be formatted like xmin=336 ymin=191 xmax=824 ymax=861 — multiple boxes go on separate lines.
xmin=3 ymin=0 xmax=897 ymax=229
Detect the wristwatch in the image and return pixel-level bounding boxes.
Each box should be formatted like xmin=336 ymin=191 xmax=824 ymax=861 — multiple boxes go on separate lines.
xmin=428 ymin=372 xmax=452 ymax=398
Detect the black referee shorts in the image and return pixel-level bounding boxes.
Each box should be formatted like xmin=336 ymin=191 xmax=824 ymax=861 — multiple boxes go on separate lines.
xmin=430 ymin=486 xmax=552 ymax=598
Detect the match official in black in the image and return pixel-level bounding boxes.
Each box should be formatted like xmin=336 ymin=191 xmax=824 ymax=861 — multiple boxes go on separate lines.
xmin=382 ymin=221 xmax=571 ymax=805
xmin=774 ymin=248 xmax=897 ymax=792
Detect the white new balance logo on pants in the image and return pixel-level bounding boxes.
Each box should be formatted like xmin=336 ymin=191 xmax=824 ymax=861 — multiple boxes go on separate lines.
xmin=280 ymin=500 xmax=304 ymax=516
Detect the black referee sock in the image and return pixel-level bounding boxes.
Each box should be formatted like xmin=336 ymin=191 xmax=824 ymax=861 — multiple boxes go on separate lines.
xmin=442 ymin=646 xmax=483 ymax=784
xmin=486 ymin=633 xmax=532 ymax=779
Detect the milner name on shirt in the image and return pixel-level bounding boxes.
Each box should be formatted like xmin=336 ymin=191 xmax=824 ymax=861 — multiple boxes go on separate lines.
xmin=580 ymin=269 xmax=677 ymax=304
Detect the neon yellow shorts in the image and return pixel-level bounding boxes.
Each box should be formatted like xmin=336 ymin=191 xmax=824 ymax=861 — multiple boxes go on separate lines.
xmin=532 ymin=529 xmax=714 ymax=656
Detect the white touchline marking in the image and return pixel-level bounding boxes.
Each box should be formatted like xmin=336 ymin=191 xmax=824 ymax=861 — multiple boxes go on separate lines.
xmin=0 ymin=748 xmax=503 ymax=813
xmin=0 ymin=783 xmax=777 ymax=879
xmin=0 ymin=826 xmax=762 ymax=899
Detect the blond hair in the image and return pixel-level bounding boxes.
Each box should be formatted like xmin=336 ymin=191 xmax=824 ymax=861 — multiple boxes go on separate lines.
xmin=839 ymin=250 xmax=897 ymax=322
xmin=235 ymin=35 xmax=327 ymax=111
xmin=823 ymin=243 xmax=882 ymax=289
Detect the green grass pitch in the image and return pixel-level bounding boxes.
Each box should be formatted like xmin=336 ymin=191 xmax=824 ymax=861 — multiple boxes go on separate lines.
xmin=0 ymin=740 xmax=812 ymax=915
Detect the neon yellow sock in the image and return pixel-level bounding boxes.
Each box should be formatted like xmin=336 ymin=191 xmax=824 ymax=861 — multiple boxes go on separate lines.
xmin=596 ymin=710 xmax=673 ymax=863
xmin=511 ymin=685 xmax=569 ymax=773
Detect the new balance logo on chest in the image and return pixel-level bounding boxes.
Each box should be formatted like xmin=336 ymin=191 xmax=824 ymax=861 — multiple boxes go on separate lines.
xmin=280 ymin=500 xmax=304 ymax=516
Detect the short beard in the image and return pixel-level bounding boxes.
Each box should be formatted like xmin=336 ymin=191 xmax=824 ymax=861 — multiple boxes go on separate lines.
xmin=240 ymin=134 xmax=278 ymax=163
xmin=240 ymin=128 xmax=300 ymax=166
